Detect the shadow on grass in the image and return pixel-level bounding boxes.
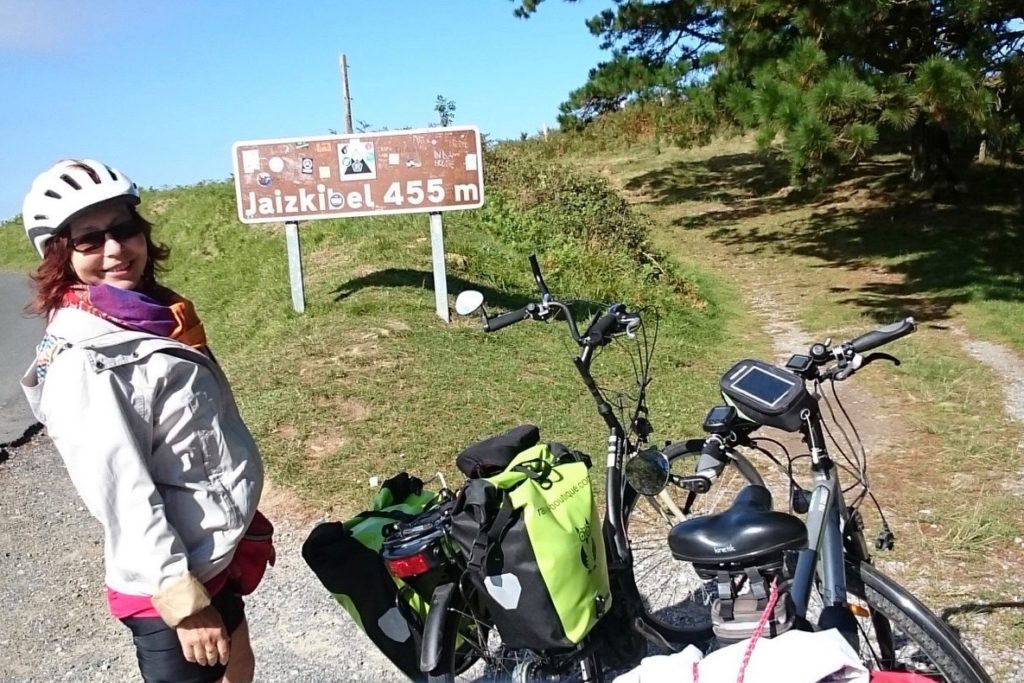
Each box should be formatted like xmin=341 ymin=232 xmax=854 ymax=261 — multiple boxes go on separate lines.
xmin=940 ymin=600 xmax=1024 ymax=644
xmin=941 ymin=600 xmax=1024 ymax=620
xmin=625 ymin=151 xmax=794 ymax=207
xmin=330 ymin=268 xmax=534 ymax=312
xmin=631 ymin=151 xmax=1024 ymax=324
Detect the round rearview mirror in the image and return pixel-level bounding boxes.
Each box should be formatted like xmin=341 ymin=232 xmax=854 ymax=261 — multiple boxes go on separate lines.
xmin=455 ymin=290 xmax=485 ymax=316
xmin=625 ymin=447 xmax=671 ymax=496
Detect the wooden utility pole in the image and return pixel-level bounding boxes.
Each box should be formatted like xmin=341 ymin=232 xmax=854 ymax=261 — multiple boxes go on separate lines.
xmin=339 ymin=53 xmax=353 ymax=134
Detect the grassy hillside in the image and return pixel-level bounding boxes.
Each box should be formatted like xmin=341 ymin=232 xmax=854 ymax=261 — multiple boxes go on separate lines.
xmin=595 ymin=137 xmax=1023 ymax=352
xmin=0 ymin=146 xmax=747 ymax=513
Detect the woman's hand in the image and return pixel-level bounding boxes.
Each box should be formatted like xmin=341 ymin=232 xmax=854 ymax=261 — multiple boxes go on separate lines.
xmin=175 ymin=605 xmax=230 ymax=666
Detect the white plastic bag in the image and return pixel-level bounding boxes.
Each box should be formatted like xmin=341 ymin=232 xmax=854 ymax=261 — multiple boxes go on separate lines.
xmin=612 ymin=629 xmax=869 ymax=683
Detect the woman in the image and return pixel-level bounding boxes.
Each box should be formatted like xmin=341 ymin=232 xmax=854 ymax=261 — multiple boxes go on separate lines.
xmin=19 ymin=159 xmax=268 ymax=683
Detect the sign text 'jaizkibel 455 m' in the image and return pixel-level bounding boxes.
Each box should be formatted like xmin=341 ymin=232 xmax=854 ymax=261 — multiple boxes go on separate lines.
xmin=232 ymin=126 xmax=483 ymax=224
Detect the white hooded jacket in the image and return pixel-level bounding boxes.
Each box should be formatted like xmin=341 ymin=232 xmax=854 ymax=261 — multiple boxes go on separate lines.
xmin=21 ymin=306 xmax=263 ymax=623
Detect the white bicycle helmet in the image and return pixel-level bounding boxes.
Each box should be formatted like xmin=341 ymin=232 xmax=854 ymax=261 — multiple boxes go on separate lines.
xmin=22 ymin=159 xmax=141 ymax=257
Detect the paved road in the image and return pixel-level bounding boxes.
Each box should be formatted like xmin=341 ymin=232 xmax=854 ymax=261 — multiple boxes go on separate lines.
xmin=0 ymin=271 xmax=42 ymax=442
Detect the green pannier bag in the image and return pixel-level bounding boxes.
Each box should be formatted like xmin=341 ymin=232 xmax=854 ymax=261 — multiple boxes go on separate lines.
xmin=303 ymin=474 xmax=434 ymax=682
xmin=451 ymin=442 xmax=611 ymax=651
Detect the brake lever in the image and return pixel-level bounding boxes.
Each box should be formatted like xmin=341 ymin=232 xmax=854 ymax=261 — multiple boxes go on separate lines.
xmin=862 ymin=352 xmax=900 ymax=367
xmin=832 ymin=368 xmax=852 ymax=381
xmin=828 ymin=350 xmax=899 ymax=381
xmin=826 ymin=361 xmax=856 ymax=381
xmin=624 ymin=314 xmax=642 ymax=338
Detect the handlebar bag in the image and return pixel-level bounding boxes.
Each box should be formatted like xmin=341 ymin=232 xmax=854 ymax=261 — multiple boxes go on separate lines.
xmin=451 ymin=442 xmax=611 ymax=651
xmin=302 ymin=473 xmax=436 ymax=682
xmin=720 ymin=359 xmax=817 ymax=432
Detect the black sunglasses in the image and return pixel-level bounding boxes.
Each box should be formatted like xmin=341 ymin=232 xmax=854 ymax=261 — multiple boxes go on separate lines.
xmin=68 ymin=220 xmax=145 ymax=253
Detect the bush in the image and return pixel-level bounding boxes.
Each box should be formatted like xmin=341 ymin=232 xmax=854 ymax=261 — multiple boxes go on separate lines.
xmin=483 ymin=142 xmax=646 ymax=257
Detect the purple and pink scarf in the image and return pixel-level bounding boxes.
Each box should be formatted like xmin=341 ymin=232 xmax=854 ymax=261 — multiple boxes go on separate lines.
xmin=62 ymin=283 xmax=208 ymax=349
xmin=35 ymin=284 xmax=208 ymax=383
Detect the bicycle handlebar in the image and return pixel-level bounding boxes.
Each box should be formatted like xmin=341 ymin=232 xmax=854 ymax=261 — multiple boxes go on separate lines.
xmin=847 ymin=317 xmax=917 ymax=354
xmin=585 ymin=310 xmax=622 ymax=346
xmin=667 ymin=318 xmax=918 ymax=498
xmin=484 ymin=305 xmax=533 ymax=332
xmin=475 ymin=256 xmax=640 ymax=349
xmin=808 ymin=317 xmax=917 ymax=372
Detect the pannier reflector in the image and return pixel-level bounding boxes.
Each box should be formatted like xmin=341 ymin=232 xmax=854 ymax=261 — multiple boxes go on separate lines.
xmin=385 ymin=553 xmax=432 ymax=578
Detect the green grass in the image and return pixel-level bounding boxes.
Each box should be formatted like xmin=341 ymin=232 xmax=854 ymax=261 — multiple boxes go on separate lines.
xmin=597 ymin=141 xmax=1024 ymax=353
xmin=1 ymin=155 xmax=743 ymax=515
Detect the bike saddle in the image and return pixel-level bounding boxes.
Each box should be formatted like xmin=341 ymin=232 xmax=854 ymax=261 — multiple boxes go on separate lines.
xmin=668 ymin=485 xmax=807 ymax=566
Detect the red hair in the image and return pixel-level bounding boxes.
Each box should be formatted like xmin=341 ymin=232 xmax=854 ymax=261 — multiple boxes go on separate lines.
xmin=28 ymin=207 xmax=171 ymax=316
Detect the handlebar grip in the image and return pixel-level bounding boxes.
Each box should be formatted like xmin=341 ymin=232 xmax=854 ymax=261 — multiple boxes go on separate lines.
xmin=585 ymin=313 xmax=619 ymax=346
xmin=663 ymin=439 xmax=707 ymax=459
xmin=485 ymin=306 xmax=531 ymax=332
xmin=848 ymin=317 xmax=917 ymax=353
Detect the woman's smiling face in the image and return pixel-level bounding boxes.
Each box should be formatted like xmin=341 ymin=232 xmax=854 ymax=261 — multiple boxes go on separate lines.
xmin=67 ymin=203 xmax=148 ymax=290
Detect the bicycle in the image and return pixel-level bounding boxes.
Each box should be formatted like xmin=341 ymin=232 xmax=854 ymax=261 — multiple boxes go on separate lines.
xmin=623 ymin=318 xmax=992 ymax=681
xmin=381 ymin=254 xmax=714 ymax=682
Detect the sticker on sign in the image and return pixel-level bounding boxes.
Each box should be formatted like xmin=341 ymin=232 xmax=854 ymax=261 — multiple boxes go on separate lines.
xmin=232 ymin=125 xmax=484 ymax=224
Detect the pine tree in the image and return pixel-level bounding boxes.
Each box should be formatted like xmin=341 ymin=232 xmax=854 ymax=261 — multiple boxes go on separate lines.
xmin=513 ymin=0 xmax=1024 ymax=185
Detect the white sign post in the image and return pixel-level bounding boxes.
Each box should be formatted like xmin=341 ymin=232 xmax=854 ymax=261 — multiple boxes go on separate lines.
xmin=231 ymin=126 xmax=484 ymax=320
xmin=428 ymin=212 xmax=449 ymax=323
xmin=284 ymin=221 xmax=305 ymax=314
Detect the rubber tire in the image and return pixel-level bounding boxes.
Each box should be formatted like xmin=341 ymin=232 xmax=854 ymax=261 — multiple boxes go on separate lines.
xmin=843 ymin=561 xmax=991 ymax=682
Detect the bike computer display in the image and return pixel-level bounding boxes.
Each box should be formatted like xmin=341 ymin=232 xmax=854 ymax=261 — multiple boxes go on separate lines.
xmin=719 ymin=359 xmax=816 ymax=432
xmin=702 ymin=405 xmax=736 ymax=434
xmin=785 ymin=354 xmax=813 ymax=374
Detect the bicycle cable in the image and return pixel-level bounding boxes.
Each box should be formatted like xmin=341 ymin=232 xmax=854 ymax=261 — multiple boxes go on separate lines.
xmin=830 ymin=379 xmax=871 ymax=487
xmin=817 ymin=380 xmax=868 ymax=498
xmin=818 ymin=378 xmax=895 ymax=542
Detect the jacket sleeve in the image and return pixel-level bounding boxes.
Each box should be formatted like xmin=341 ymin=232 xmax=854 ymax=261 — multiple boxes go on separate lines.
xmin=39 ymin=350 xmax=209 ymax=626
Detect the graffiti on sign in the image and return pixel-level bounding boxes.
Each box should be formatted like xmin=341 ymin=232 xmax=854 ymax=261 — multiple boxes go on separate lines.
xmin=231 ymin=126 xmax=484 ymax=223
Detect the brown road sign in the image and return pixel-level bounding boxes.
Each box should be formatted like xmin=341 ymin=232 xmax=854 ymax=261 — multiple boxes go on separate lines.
xmin=232 ymin=126 xmax=484 ymax=224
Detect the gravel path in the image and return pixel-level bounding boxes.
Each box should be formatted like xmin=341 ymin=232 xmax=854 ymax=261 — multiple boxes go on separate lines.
xmin=0 ymin=435 xmax=408 ymax=683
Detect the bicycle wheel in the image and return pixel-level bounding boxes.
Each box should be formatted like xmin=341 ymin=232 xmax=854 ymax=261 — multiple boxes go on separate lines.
xmin=802 ymin=561 xmax=990 ymax=682
xmin=428 ymin=581 xmax=602 ymax=683
xmin=623 ymin=440 xmax=791 ymax=640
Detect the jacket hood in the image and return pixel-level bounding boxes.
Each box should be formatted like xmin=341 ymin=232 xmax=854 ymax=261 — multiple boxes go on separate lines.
xmin=21 ymin=307 xmax=206 ymax=422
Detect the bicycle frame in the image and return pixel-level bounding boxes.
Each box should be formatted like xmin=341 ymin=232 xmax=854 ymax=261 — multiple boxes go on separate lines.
xmin=572 ymin=342 xmax=719 ymax=654
xmin=787 ymin=407 xmax=861 ymax=621
xmin=571 ymin=345 xmax=634 ymax=566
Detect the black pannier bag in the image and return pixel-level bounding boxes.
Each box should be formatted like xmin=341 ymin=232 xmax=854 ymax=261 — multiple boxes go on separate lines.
xmin=302 ymin=522 xmax=425 ymax=681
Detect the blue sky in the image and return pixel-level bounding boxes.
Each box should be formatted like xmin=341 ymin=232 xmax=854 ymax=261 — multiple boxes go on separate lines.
xmin=0 ymin=1 xmax=608 ymax=222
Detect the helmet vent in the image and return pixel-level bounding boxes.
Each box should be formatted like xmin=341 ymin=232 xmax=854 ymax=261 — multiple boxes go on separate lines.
xmin=60 ymin=174 xmax=82 ymax=190
xmin=45 ymin=190 xmax=62 ymax=199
